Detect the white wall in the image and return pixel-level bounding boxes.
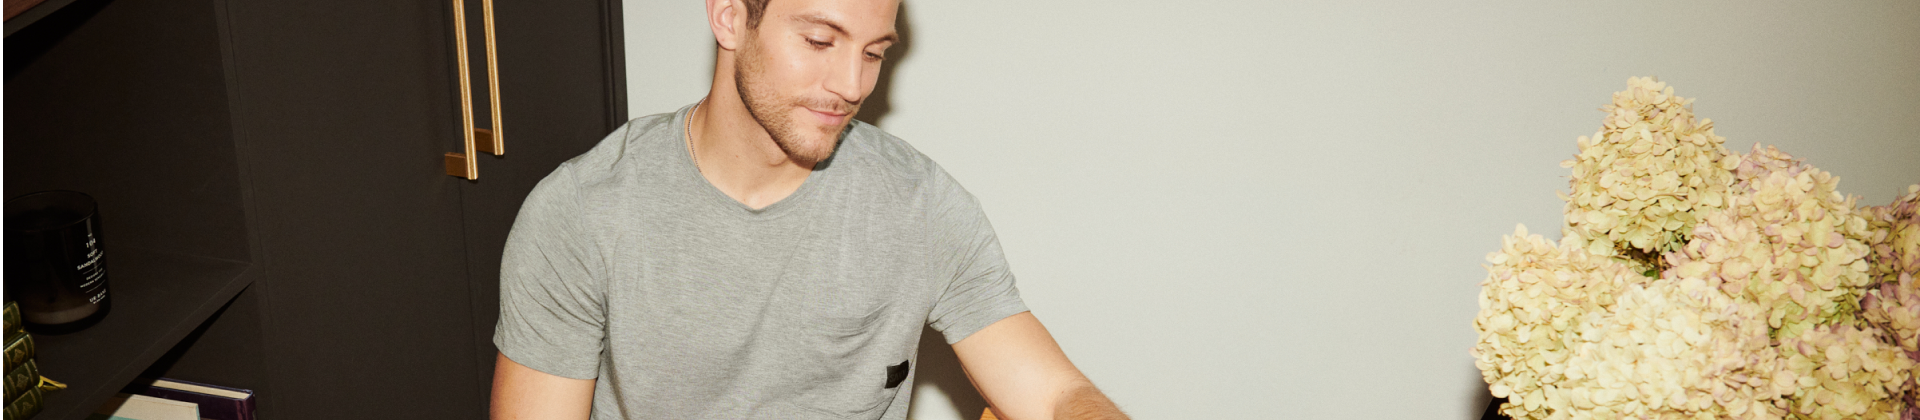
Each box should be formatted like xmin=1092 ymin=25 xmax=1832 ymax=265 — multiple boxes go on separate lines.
xmin=623 ymin=1 xmax=1920 ymax=418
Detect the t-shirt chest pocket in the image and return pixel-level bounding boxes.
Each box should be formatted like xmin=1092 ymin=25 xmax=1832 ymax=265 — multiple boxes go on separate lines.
xmin=779 ymin=235 xmax=923 ymax=418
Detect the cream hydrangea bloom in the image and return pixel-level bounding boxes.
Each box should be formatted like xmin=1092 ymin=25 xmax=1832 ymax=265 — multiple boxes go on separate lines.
xmin=1706 ymin=145 xmax=1877 ymax=338
xmin=1860 ymin=185 xmax=1920 ymax=288
xmin=1474 ymin=225 xmax=1651 ymax=420
xmin=1857 ymin=273 xmax=1920 ymax=420
xmin=1857 ymin=185 xmax=1920 ymax=418
xmin=1549 ymin=279 xmax=1792 ymax=420
xmin=1860 ymin=185 xmax=1920 ymax=350
xmin=1653 ymin=148 xmax=1913 ymax=419
xmin=1776 ymin=324 xmax=1915 ymax=419
xmin=1562 ymin=77 xmax=1740 ymax=264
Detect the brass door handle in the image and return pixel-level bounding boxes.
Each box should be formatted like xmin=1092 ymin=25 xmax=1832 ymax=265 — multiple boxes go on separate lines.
xmin=445 ymin=0 xmax=504 ymax=179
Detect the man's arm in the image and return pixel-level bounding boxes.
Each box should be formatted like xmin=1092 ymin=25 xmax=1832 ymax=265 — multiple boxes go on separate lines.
xmin=491 ymin=352 xmax=596 ymax=420
xmin=952 ymin=312 xmax=1128 ymax=420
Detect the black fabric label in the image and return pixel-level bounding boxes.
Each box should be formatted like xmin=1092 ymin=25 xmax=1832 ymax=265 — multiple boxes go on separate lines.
xmin=885 ymin=360 xmax=909 ymax=389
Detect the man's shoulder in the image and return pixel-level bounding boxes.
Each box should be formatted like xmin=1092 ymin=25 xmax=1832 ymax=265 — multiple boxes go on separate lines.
xmin=564 ymin=111 xmax=677 ymax=173
xmin=832 ymin=121 xmax=985 ymax=208
xmin=836 ymin=121 xmax=944 ymax=184
xmin=539 ymin=111 xmax=684 ymax=192
xmin=511 ymin=111 xmax=686 ymax=223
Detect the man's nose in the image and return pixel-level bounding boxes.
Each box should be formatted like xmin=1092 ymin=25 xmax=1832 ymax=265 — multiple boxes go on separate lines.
xmin=823 ymin=52 xmax=864 ymax=105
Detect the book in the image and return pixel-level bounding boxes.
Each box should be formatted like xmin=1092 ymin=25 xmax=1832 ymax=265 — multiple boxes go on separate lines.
xmin=6 ymin=359 xmax=40 ymax=401
xmin=129 ymin=378 xmax=254 ymax=420
xmin=87 ymin=394 xmax=200 ymax=420
xmin=4 ymin=333 xmax=32 ymax=373
xmin=5 ymin=383 xmax=45 ymax=420
xmin=4 ymin=301 xmax=21 ymax=343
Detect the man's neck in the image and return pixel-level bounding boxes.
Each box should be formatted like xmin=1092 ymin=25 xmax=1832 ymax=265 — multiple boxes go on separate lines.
xmin=688 ymin=92 xmax=816 ymax=210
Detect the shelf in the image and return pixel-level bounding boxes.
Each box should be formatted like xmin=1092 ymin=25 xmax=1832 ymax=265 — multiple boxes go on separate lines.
xmin=27 ymin=247 xmax=254 ymax=420
xmin=7 ymin=0 xmax=265 ymax=416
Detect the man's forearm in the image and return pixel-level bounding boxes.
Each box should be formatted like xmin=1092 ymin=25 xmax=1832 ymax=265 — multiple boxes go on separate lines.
xmin=492 ymin=352 xmax=595 ymax=420
xmin=1052 ymin=382 xmax=1128 ymax=420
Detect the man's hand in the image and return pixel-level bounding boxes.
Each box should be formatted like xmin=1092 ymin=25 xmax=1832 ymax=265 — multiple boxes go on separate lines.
xmin=491 ymin=352 xmax=596 ymax=420
xmin=953 ymin=312 xmax=1128 ymax=420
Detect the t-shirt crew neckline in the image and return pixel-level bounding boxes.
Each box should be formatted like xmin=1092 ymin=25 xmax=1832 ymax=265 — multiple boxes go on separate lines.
xmin=672 ymin=103 xmax=834 ymax=219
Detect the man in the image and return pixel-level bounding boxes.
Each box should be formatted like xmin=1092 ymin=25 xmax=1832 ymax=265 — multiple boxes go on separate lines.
xmin=489 ymin=0 xmax=1127 ymax=418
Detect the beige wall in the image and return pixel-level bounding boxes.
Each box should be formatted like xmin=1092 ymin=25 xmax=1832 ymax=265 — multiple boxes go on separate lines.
xmin=624 ymin=1 xmax=1920 ymax=418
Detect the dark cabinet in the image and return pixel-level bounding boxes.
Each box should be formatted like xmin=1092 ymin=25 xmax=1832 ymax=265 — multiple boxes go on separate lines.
xmin=4 ymin=0 xmax=624 ymax=417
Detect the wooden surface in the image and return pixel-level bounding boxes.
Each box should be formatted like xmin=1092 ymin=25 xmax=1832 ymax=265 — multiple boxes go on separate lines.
xmin=1 ymin=0 xmax=68 ymax=36
xmin=3 ymin=0 xmax=48 ymax=21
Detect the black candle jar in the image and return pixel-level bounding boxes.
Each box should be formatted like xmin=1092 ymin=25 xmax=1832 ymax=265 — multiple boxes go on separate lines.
xmin=5 ymin=191 xmax=112 ymax=333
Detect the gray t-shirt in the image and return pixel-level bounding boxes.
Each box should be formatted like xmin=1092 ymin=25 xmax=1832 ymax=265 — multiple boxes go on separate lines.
xmin=494 ymin=104 xmax=1028 ymax=420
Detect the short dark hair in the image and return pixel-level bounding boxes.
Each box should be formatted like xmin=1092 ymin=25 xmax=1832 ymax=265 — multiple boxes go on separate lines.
xmin=741 ymin=0 xmax=769 ymax=29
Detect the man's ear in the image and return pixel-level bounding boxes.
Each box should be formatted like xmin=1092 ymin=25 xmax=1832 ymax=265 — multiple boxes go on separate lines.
xmin=707 ymin=0 xmax=745 ymax=51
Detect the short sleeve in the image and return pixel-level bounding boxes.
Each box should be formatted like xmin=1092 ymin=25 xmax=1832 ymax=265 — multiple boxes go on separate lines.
xmin=493 ymin=162 xmax=609 ymax=379
xmin=924 ymin=167 xmax=1029 ymax=344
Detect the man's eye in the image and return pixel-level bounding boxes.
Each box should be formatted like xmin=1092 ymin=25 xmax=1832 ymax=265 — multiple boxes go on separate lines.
xmin=806 ymin=38 xmax=832 ymax=48
xmin=865 ymin=52 xmax=885 ymax=61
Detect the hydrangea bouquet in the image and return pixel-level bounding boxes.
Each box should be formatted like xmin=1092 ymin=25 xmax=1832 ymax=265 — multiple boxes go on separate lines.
xmin=1471 ymin=77 xmax=1920 ymax=420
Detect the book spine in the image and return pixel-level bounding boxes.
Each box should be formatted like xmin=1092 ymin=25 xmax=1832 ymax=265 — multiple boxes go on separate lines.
xmin=3 ymin=334 xmax=33 ymax=373
xmin=145 ymin=378 xmax=257 ymax=420
xmin=3 ymin=302 xmax=21 ymax=343
xmin=138 ymin=388 xmax=247 ymax=420
xmin=5 ymin=360 xmax=39 ymax=401
xmin=4 ymin=383 xmax=44 ymax=420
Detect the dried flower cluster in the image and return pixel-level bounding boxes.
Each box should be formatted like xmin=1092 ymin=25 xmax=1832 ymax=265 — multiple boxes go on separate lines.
xmin=1778 ymin=324 xmax=1913 ymax=419
xmin=1861 ymin=186 xmax=1920 ymax=352
xmin=1557 ymin=278 xmax=1793 ymax=418
xmin=1859 ymin=186 xmax=1920 ymax=418
xmin=1473 ymin=78 xmax=1920 ymax=420
xmin=1561 ymin=77 xmax=1740 ymax=267
xmin=1475 ymin=225 xmax=1651 ymax=418
xmin=1685 ymin=144 xmax=1877 ymax=340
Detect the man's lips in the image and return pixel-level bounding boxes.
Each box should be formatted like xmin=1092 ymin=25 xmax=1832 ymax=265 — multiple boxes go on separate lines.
xmin=807 ymin=108 xmax=849 ymax=126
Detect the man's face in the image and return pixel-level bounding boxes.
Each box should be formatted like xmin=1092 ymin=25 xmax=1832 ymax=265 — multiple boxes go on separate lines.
xmin=734 ymin=0 xmax=898 ymax=164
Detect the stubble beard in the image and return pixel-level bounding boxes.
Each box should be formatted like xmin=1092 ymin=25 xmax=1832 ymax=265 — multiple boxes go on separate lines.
xmin=734 ymin=35 xmax=857 ymax=165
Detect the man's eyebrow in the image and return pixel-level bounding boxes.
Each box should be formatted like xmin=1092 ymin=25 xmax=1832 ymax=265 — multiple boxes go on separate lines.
xmin=790 ymin=14 xmax=899 ymax=45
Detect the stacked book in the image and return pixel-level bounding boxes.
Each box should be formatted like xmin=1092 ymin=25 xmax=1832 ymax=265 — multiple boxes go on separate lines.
xmin=88 ymin=395 xmax=199 ymax=420
xmin=93 ymin=378 xmax=256 ymax=420
xmin=6 ymin=300 xmax=63 ymax=419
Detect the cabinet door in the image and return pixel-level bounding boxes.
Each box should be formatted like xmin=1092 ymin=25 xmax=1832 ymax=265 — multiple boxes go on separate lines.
xmin=222 ymin=1 xmax=487 ymax=418
xmin=452 ymin=0 xmax=627 ymax=397
xmin=221 ymin=0 xmax=623 ymax=418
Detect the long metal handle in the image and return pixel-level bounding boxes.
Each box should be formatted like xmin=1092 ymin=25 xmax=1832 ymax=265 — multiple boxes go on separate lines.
xmin=445 ymin=0 xmax=502 ymax=179
xmin=443 ymin=0 xmax=478 ymax=179
xmin=477 ymin=0 xmax=504 ymax=155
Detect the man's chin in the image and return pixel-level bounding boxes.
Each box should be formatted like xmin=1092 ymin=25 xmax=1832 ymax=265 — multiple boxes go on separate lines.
xmin=788 ymin=145 xmax=836 ymax=165
xmin=775 ymin=134 xmax=839 ymax=164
